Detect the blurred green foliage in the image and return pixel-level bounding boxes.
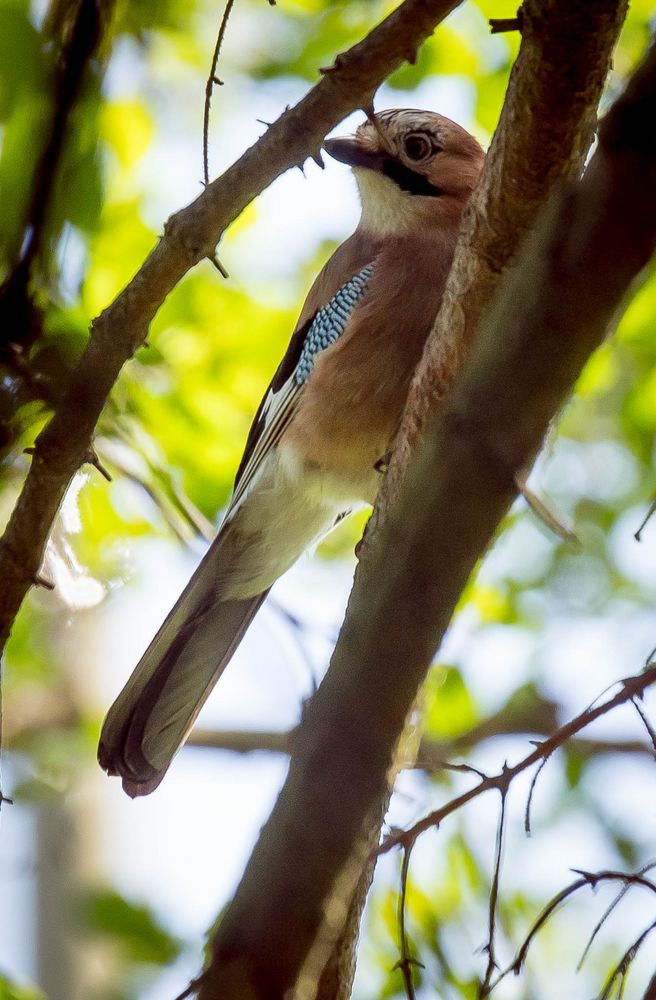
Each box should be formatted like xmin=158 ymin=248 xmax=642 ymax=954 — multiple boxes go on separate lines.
xmin=0 ymin=977 xmax=45 ymax=1000
xmin=1 ymin=0 xmax=656 ymax=998
xmin=73 ymin=887 xmax=183 ymax=965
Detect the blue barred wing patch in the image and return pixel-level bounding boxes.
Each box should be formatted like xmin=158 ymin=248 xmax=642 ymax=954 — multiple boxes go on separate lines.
xmin=226 ymin=262 xmax=374 ymax=517
xmin=294 ymin=263 xmax=374 ymax=386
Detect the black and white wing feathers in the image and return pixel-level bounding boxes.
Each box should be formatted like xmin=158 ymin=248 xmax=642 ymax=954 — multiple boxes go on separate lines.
xmin=226 ymin=262 xmax=374 ymax=516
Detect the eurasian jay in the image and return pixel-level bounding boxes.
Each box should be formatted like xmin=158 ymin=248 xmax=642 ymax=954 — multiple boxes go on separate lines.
xmin=99 ymin=109 xmax=484 ymax=796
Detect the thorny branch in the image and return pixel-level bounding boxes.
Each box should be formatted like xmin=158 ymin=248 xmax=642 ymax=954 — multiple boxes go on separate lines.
xmin=203 ymin=0 xmax=237 ymax=189
xmin=203 ymin=0 xmax=278 ymax=189
xmin=493 ymin=869 xmax=656 ymax=994
xmin=577 ymin=862 xmax=656 ymax=973
xmin=387 ymin=666 xmax=656 ymax=998
xmin=379 ymin=665 xmax=656 ymax=856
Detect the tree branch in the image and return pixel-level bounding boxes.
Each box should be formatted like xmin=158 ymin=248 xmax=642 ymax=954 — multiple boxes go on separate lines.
xmin=382 ymin=0 xmax=629 ymax=509
xmin=196 ymin=5 xmax=641 ymax=999
xmin=0 ymin=0 xmax=463 ymax=653
xmin=380 ymin=666 xmax=656 ymax=855
xmin=186 ymin=728 xmax=655 ymax=768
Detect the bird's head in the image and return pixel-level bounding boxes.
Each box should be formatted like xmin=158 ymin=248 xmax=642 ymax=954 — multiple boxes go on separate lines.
xmin=324 ymin=109 xmax=484 ymax=237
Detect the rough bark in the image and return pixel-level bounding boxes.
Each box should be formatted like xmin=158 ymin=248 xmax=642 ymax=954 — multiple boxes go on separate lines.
xmin=310 ymin=3 xmax=630 ymax=990
xmin=0 ymin=0 xmax=462 ymax=651
xmin=196 ymin=33 xmax=656 ymax=1000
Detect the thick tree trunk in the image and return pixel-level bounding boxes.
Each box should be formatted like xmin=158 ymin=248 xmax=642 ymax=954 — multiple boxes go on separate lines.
xmin=197 ymin=28 xmax=656 ymax=1000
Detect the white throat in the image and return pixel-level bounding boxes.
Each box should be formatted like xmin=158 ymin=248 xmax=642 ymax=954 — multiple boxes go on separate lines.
xmin=353 ymin=167 xmax=427 ymax=238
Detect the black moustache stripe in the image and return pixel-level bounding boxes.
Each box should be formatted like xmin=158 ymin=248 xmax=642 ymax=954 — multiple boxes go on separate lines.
xmin=381 ymin=157 xmax=442 ymax=197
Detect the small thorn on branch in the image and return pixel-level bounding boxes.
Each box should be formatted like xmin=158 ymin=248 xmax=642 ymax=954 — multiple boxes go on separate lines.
xmin=33 ymin=573 xmax=55 ymax=591
xmin=489 ymin=13 xmax=523 ymax=34
xmin=635 ymin=498 xmax=656 ymax=541
xmin=23 ymin=446 xmax=36 ymax=456
xmin=208 ymin=254 xmax=229 ymax=279
xmin=310 ymin=150 xmax=324 ymax=168
xmin=85 ymin=449 xmax=112 ymax=482
xmin=363 ymin=103 xmax=394 ymax=155
xmin=212 ymin=75 xmax=224 ymax=86
xmin=0 ymin=792 xmax=13 ymax=806
xmin=319 ymin=54 xmax=344 ymax=76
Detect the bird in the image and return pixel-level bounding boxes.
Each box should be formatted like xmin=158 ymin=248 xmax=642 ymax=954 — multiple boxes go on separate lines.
xmin=98 ymin=109 xmax=485 ymax=797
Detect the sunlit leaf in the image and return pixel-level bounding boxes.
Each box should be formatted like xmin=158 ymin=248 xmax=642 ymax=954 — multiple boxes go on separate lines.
xmin=73 ymin=887 xmax=183 ymax=965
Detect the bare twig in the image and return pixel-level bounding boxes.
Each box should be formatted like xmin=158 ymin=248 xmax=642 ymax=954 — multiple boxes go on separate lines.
xmin=394 ymin=845 xmax=424 ymax=1000
xmin=634 ymin=498 xmax=656 ymax=541
xmin=577 ymin=861 xmax=656 ymax=973
xmin=203 ymin=0 xmax=237 ymax=188
xmin=489 ymin=15 xmax=523 ymax=34
xmin=186 ymin=724 xmax=655 ymax=766
xmin=516 ymin=477 xmax=579 ymax=547
xmin=188 ymin=727 xmax=293 ymax=755
xmin=490 ymin=869 xmax=656 ymax=989
xmin=379 ymin=666 xmax=656 ymax=856
xmin=480 ymin=785 xmax=508 ymax=996
xmin=84 ymin=448 xmax=112 ymax=482
xmin=631 ymin=697 xmax=656 ymax=755
xmin=524 ymin=753 xmax=552 ymax=835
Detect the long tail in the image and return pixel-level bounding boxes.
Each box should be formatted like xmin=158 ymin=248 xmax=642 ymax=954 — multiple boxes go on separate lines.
xmin=98 ymin=536 xmax=269 ymax=797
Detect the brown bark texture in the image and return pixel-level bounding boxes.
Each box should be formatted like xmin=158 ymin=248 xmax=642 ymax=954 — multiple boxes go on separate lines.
xmin=197 ymin=30 xmax=656 ymax=1000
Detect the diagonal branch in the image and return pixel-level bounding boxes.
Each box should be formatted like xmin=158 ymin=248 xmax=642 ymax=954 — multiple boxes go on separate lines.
xmin=197 ymin=24 xmax=654 ymax=1000
xmin=0 ymin=0 xmax=463 ymax=653
xmin=379 ymin=666 xmax=656 ymax=856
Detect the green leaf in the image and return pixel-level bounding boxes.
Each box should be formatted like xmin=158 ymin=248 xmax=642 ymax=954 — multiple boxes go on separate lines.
xmin=0 ymin=974 xmax=45 ymax=1000
xmin=73 ymin=887 xmax=183 ymax=966
xmin=424 ymin=665 xmax=478 ymax=739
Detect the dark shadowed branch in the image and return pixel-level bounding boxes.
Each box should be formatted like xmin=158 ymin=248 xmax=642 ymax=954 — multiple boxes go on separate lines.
xmin=0 ymin=0 xmax=464 ymax=653
xmin=0 ymin=0 xmax=114 ymax=349
xmin=485 ymin=866 xmax=656 ymax=996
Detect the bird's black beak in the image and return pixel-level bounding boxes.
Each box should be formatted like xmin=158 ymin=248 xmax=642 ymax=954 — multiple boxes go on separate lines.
xmin=324 ymin=135 xmax=443 ymax=198
xmin=323 ymin=137 xmax=383 ymax=171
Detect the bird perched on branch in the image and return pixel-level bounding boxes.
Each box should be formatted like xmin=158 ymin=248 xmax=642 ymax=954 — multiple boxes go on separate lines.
xmin=99 ymin=109 xmax=484 ymax=796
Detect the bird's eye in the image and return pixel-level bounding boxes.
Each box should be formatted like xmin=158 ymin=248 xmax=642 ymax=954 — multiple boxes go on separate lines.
xmin=403 ymin=133 xmax=434 ymax=162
